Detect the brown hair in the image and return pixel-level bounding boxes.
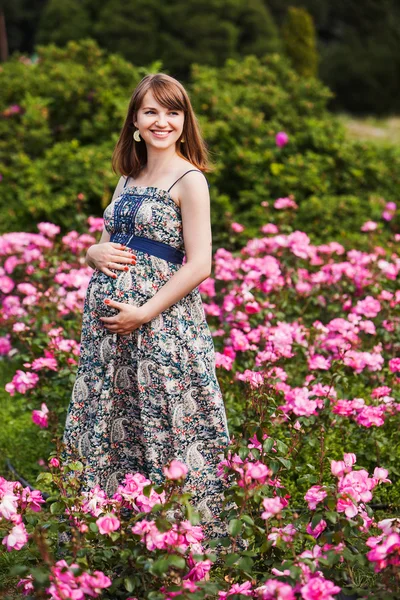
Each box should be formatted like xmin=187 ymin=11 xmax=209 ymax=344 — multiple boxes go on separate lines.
xmin=112 ymin=73 xmax=213 ymax=178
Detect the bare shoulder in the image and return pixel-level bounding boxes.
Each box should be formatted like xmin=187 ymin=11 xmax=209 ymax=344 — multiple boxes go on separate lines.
xmin=175 ymin=165 xmax=209 ymax=204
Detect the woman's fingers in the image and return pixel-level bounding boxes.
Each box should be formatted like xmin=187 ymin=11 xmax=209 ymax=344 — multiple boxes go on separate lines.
xmin=101 ymin=267 xmax=118 ymax=279
xmin=111 ymin=250 xmax=137 ymax=264
xmin=106 ymin=261 xmax=133 ymax=271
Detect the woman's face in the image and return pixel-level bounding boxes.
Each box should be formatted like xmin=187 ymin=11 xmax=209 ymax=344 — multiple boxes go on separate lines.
xmin=133 ymin=89 xmax=185 ymax=149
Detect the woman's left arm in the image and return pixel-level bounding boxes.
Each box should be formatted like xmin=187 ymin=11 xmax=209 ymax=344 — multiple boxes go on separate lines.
xmin=140 ymin=172 xmax=212 ymax=323
xmin=100 ymin=172 xmax=212 ymax=333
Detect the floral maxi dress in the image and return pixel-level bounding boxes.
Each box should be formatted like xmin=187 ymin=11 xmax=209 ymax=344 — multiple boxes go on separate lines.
xmin=61 ymin=171 xmax=231 ymax=540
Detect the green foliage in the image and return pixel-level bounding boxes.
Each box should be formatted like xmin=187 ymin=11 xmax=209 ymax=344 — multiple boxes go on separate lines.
xmin=35 ymin=0 xmax=92 ymax=46
xmin=1 ymin=40 xmax=400 ymax=249
xmin=34 ymin=0 xmax=281 ymax=78
xmin=281 ymin=6 xmax=318 ymax=78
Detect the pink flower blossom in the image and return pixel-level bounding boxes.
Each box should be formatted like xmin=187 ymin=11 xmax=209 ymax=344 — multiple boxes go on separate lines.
xmin=373 ymin=467 xmax=391 ymax=484
xmin=274 ymin=197 xmax=298 ymax=210
xmin=275 ymin=131 xmax=289 ymax=147
xmin=260 ymin=223 xmax=279 ymax=234
xmin=356 ymin=405 xmax=385 ymax=427
xmin=32 ymin=403 xmax=49 ymax=428
xmin=255 ymin=579 xmax=295 ymax=599
xmin=183 ymin=559 xmax=212 ymax=581
xmin=236 ymin=369 xmax=264 ymax=388
xmin=163 ymin=459 xmax=188 ymax=480
xmin=0 ymin=335 xmax=12 ymax=355
xmin=31 ymin=356 xmax=58 ymax=371
xmin=17 ymin=575 xmax=34 ymax=594
xmin=300 ymin=576 xmax=341 ymax=600
xmin=304 ymin=485 xmax=327 ymax=510
xmin=353 ymin=296 xmax=381 ymax=318
xmin=96 ymin=514 xmax=120 ymax=534
xmin=87 ymin=216 xmax=104 ymax=232
xmin=361 ymin=221 xmax=378 ymax=232
xmin=37 ymin=222 xmax=60 ymax=238
xmin=2 ymin=522 xmax=28 ymax=551
xmin=261 ymin=496 xmax=287 ymax=519
xmin=231 ymin=222 xmax=245 ymax=232
xmin=49 ymin=457 xmax=60 ymax=468
xmin=5 ymin=370 xmax=39 ymax=396
xmin=306 ymin=519 xmax=327 ymax=538
xmin=389 ymin=358 xmax=400 ymax=373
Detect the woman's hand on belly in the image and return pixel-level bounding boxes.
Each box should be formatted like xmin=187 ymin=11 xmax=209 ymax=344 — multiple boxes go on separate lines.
xmin=87 ymin=242 xmax=137 ymax=278
xmin=99 ymin=298 xmax=148 ymax=334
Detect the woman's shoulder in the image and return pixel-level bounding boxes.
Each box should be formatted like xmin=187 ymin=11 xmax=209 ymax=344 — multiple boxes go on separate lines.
xmin=174 ymin=161 xmax=210 ymax=188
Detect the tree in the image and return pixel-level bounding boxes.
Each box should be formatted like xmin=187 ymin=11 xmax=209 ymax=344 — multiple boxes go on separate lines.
xmin=281 ymin=6 xmax=318 ymax=78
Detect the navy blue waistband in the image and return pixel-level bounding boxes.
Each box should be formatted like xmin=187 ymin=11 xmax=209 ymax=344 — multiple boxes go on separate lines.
xmin=110 ymin=233 xmax=185 ymax=265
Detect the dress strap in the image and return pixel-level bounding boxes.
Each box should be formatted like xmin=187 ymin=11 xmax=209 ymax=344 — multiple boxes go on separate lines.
xmin=167 ymin=169 xmax=209 ymax=193
xmin=124 ymin=176 xmax=130 ymax=188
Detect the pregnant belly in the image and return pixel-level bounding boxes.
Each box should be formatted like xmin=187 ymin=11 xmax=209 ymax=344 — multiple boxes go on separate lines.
xmin=85 ymin=253 xmax=182 ymax=319
xmin=86 ymin=267 xmax=150 ymax=319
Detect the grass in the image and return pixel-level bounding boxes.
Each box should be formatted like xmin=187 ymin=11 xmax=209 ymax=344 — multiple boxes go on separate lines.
xmin=0 ymin=359 xmax=51 ymax=486
xmin=338 ymin=113 xmax=400 ymax=146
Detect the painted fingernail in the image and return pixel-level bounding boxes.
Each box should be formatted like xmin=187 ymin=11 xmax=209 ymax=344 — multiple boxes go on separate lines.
xmin=104 ymin=299 xmax=110 ymax=304
xmin=124 ymin=266 xmax=129 ymax=271
xmin=113 ymin=274 xmax=117 ymax=279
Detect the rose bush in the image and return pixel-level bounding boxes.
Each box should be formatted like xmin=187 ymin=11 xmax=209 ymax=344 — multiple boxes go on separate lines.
xmin=0 ymin=198 xmax=399 ymax=597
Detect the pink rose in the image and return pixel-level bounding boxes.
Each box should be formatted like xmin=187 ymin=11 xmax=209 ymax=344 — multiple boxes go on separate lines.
xmin=96 ymin=514 xmax=120 ymax=534
xmin=306 ymin=519 xmax=327 ymax=538
xmin=304 ymin=485 xmax=327 ymax=510
xmin=261 ymin=496 xmax=287 ymax=520
xmin=32 ymin=403 xmax=49 ymax=428
xmin=300 ymin=576 xmax=341 ymax=600
xmin=2 ymin=523 xmax=28 ymax=551
xmin=49 ymin=457 xmax=60 ymax=468
xmin=275 ymin=131 xmax=289 ymax=147
xmin=163 ymin=459 xmax=188 ymax=480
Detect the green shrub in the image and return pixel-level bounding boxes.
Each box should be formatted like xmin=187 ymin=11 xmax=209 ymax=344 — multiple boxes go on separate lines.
xmin=1 ymin=40 xmax=400 ymax=249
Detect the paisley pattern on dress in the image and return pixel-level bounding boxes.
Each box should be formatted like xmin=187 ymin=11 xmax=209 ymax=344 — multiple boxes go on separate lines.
xmin=61 ymin=184 xmax=231 ymax=543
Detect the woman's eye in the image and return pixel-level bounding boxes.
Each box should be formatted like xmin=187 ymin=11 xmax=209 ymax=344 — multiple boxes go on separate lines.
xmin=144 ymin=110 xmax=179 ymax=115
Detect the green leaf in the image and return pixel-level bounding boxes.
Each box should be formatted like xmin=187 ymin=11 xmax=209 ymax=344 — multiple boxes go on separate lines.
xmin=241 ymin=515 xmax=255 ymax=526
xmin=50 ymin=501 xmax=64 ymax=514
xmin=275 ymin=440 xmax=288 ymax=454
xmin=263 ymin=438 xmax=274 ymax=453
xmin=277 ymin=457 xmax=291 ymax=469
xmin=228 ymin=519 xmax=243 ymax=536
xmin=66 ymin=461 xmax=83 ymax=472
xmin=237 ymin=556 xmax=253 ymax=572
xmin=124 ymin=577 xmax=135 ymax=592
xmin=36 ymin=472 xmax=53 ymax=484
xmin=166 ymin=555 xmax=186 ymax=569
xmin=225 ymin=553 xmax=240 ymax=566
xmin=269 ymin=460 xmax=280 ymax=474
xmin=238 ymin=446 xmax=250 ymax=460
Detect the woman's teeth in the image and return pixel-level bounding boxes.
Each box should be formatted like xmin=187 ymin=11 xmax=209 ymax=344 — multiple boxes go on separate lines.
xmin=151 ymin=131 xmax=171 ymax=138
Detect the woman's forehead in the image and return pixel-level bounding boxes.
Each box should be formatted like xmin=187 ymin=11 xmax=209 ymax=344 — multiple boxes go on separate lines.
xmin=140 ymin=89 xmax=182 ymax=110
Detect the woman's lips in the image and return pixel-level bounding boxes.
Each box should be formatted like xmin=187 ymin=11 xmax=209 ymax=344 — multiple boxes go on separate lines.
xmin=150 ymin=130 xmax=172 ymax=138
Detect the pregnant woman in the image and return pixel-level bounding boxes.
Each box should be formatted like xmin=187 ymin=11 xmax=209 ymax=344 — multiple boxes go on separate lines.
xmin=61 ymin=72 xmax=231 ymax=543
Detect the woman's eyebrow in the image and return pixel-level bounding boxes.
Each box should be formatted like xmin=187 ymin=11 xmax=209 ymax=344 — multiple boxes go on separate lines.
xmin=141 ymin=106 xmax=180 ymax=110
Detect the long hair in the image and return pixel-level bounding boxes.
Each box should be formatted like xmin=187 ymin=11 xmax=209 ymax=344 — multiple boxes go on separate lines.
xmin=112 ymin=73 xmax=213 ymax=178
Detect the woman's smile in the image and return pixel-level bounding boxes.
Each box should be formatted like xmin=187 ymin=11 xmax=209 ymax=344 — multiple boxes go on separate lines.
xmin=150 ymin=130 xmax=173 ymax=138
